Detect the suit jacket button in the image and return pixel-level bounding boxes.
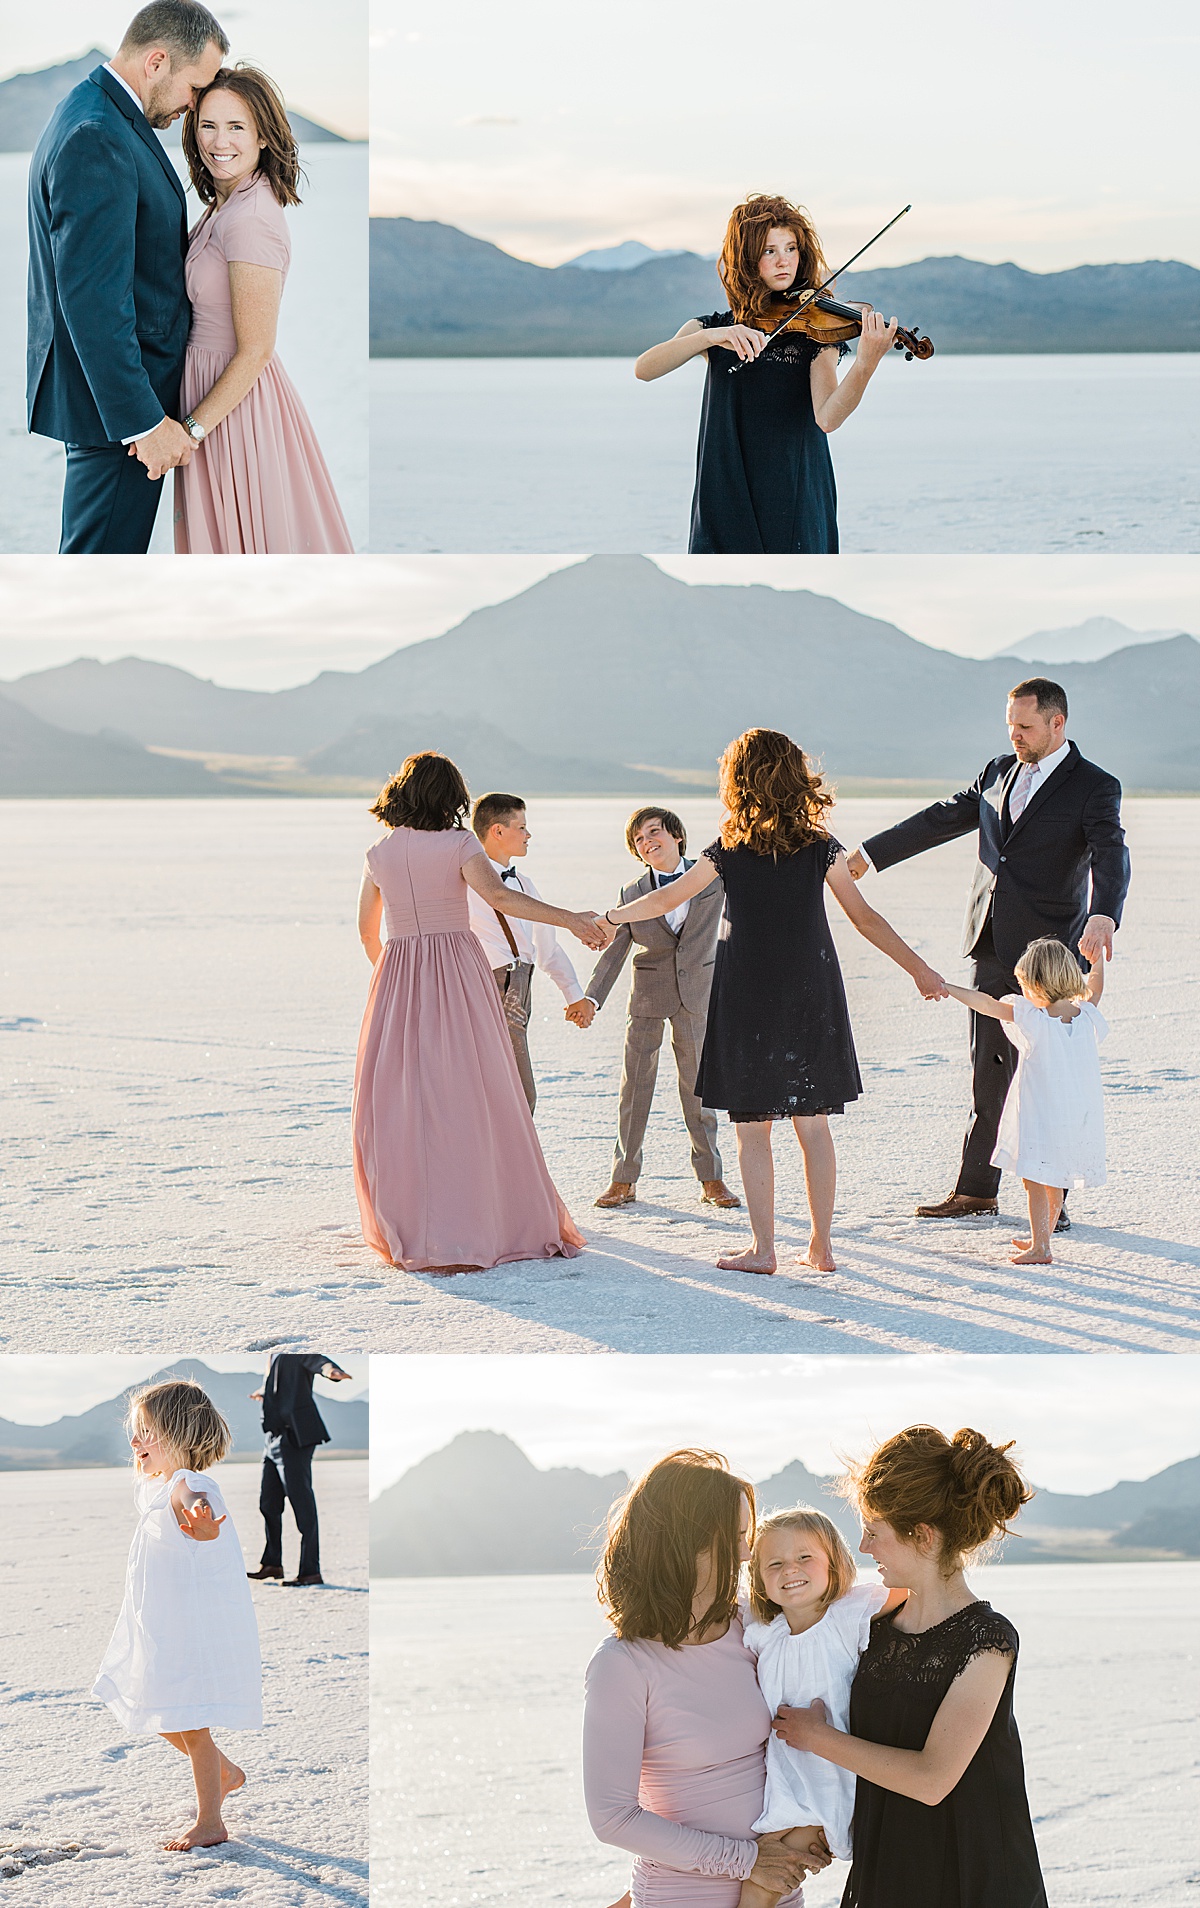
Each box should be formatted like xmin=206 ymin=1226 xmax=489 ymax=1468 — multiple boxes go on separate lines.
xmin=999 ymin=855 xmax=1006 ymax=862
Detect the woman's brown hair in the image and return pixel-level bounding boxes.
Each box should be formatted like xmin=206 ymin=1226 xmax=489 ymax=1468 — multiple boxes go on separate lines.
xmin=370 ymin=751 xmax=471 ymax=832
xmin=844 ymin=1425 xmax=1032 ymax=1573
xmin=599 ymin=1449 xmax=755 ymax=1649
xmin=718 ymin=728 xmax=834 ymax=856
xmin=718 ymin=194 xmax=831 ymax=330
xmin=748 ymin=1506 xmax=857 ymax=1623
xmin=183 ymin=65 xmax=302 ymax=207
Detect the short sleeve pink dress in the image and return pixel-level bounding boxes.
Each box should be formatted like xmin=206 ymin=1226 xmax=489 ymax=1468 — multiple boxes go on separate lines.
xmin=583 ymin=1617 xmax=803 ymax=1907
xmin=175 ymin=170 xmax=354 ymax=554
xmin=352 ymin=827 xmax=585 ymax=1270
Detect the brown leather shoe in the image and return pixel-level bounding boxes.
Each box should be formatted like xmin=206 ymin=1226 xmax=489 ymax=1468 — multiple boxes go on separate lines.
xmin=915 ymin=1193 xmax=999 ymax=1218
xmin=594 ymin=1180 xmax=636 ymax=1208
xmin=247 ymin=1565 xmax=284 ymax=1581
xmin=701 ymin=1179 xmax=742 ymax=1209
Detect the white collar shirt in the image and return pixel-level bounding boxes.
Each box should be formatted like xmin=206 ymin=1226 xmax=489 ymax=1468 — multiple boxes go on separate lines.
xmin=654 ymin=857 xmax=693 ymax=934
xmin=465 ymin=857 xmax=583 ymax=1003
xmin=102 ymin=62 xmax=147 ymax=116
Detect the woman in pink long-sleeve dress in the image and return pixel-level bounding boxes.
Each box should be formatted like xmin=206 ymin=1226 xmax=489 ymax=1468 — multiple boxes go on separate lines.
xmin=584 ymin=1451 xmax=830 ymax=1908
xmin=353 ymin=751 xmax=600 ymax=1273
xmin=174 ymin=66 xmax=353 ymax=553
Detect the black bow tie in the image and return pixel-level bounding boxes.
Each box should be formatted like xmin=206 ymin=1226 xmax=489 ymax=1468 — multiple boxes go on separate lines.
xmin=500 ymin=866 xmax=520 ymax=882
xmin=656 ymin=868 xmax=683 ymax=886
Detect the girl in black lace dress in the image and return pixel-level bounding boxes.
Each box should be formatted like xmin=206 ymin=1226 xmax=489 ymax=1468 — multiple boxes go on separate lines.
xmin=602 ymin=730 xmax=947 ymax=1276
xmin=772 ymin=1425 xmax=1048 ymax=1908
xmin=634 ymin=195 xmax=899 ymax=553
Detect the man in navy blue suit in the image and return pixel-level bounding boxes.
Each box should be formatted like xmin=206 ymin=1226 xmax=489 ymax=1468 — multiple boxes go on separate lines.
xmin=247 ymin=1352 xmax=354 ymax=1589
xmin=27 ymin=3 xmax=228 ymax=553
xmin=846 ymin=678 xmax=1130 ymax=1225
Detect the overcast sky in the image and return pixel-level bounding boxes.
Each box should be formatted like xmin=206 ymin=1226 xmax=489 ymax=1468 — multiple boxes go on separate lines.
xmin=0 ymin=0 xmax=366 ymax=138
xmin=0 ymin=1354 xmax=369 ymax=1424
xmin=371 ymin=0 xmax=1199 ymax=269
xmin=369 ymin=1354 xmax=1200 ymax=1500
xmin=1 ymin=555 xmax=1196 ymax=689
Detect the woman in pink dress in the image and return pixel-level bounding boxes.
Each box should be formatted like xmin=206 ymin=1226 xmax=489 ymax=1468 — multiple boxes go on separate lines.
xmin=353 ymin=751 xmax=605 ymax=1272
xmin=173 ymin=66 xmax=353 ymax=553
xmin=584 ymin=1450 xmax=831 ymax=1907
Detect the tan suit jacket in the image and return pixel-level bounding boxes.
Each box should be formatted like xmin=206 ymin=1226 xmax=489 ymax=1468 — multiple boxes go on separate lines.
xmin=585 ymin=867 xmax=723 ymax=1018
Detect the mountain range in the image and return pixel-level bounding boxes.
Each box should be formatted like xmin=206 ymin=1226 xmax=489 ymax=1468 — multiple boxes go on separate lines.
xmin=370 ymin=218 xmax=1200 ymax=356
xmin=0 ymin=1358 xmax=368 ymax=1469
xmin=0 ymin=50 xmax=350 ymax=152
xmin=369 ymin=1431 xmax=1200 ymax=1575
xmin=3 ymin=559 xmax=1198 ymax=796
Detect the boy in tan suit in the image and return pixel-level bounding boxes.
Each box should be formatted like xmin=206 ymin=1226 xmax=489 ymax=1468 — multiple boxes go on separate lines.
xmin=578 ymin=807 xmax=740 ymax=1210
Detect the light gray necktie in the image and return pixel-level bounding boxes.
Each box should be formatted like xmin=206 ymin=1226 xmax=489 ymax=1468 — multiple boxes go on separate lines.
xmin=1009 ymin=761 xmax=1037 ymax=821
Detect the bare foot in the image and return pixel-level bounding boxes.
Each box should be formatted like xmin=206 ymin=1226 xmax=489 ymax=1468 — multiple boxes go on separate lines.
xmin=716 ymin=1246 xmax=777 ymax=1274
xmin=1010 ymin=1246 xmax=1052 ymax=1264
xmin=220 ymin=1757 xmax=245 ymax=1800
xmin=1011 ymin=1236 xmax=1032 ymax=1249
xmin=162 ymin=1819 xmax=228 ymax=1851
xmin=800 ymin=1241 xmax=836 ymax=1272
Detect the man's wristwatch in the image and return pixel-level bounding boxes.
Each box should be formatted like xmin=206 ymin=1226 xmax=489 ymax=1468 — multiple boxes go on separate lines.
xmin=184 ymin=414 xmax=206 ymax=441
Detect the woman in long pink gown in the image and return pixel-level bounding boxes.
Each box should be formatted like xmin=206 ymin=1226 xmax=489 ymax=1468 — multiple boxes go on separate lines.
xmin=353 ymin=752 xmax=602 ymax=1272
xmin=174 ymin=67 xmax=353 ymax=553
xmin=583 ymin=1451 xmax=826 ymax=1907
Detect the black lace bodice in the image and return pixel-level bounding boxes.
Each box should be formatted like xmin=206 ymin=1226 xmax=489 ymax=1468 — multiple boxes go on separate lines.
xmin=841 ymin=1601 xmax=1047 ymax=1908
xmin=697 ymin=310 xmax=850 ymax=369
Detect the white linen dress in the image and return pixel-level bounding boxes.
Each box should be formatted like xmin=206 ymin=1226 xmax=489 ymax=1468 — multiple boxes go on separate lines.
xmin=992 ymin=995 xmax=1108 ymax=1188
xmin=744 ymin=1581 xmax=889 ymax=1860
xmin=93 ymin=1468 xmax=262 ymax=1733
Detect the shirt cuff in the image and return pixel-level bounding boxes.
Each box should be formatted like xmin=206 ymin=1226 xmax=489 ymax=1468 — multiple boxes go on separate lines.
xmin=584 ymin=996 xmax=600 ymax=1009
xmin=122 ymin=416 xmax=167 ymax=444
xmin=856 ymin=844 xmax=876 ymax=871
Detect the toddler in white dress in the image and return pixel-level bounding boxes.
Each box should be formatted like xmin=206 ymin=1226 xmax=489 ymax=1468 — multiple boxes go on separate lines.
xmin=946 ymin=936 xmax=1107 ymax=1266
xmin=93 ymin=1378 xmax=262 ymax=1851
xmin=737 ymin=1508 xmax=904 ymax=1907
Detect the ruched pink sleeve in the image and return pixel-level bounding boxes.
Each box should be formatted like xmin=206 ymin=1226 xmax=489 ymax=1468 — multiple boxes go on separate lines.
xmin=582 ymin=1640 xmax=758 ymax=1881
xmin=219 ymin=185 xmax=290 ymax=272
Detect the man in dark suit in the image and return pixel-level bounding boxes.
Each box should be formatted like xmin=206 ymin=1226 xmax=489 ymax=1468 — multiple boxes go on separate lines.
xmin=247 ymin=1352 xmax=352 ymax=1588
xmin=580 ymin=806 xmax=740 ymax=1211
xmin=847 ymin=678 xmax=1130 ymax=1221
xmin=27 ymin=3 xmax=228 ymax=553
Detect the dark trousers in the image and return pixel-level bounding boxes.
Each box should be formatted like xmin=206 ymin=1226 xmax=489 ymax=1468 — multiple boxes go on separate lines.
xmin=259 ymin=1437 xmax=320 ymax=1578
xmin=492 ymin=962 xmax=536 ymax=1112
xmin=61 ymin=442 xmax=166 ymax=553
xmin=954 ymin=931 xmax=1019 ymax=1198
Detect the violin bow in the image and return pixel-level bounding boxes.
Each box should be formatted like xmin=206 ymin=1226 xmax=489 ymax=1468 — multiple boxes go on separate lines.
xmin=740 ymin=204 xmax=913 ymax=362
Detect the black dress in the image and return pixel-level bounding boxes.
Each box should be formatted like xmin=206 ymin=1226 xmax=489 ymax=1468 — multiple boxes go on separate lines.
xmin=693 ymin=836 xmax=862 ymax=1122
xmin=687 ymin=312 xmax=844 ymax=554
xmin=843 ymin=1601 xmax=1048 ymax=1908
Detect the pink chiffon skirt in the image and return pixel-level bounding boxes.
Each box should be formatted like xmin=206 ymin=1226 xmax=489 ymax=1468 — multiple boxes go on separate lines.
xmin=352 ymin=929 xmax=585 ymax=1272
xmin=174 ymin=346 xmax=354 ymax=554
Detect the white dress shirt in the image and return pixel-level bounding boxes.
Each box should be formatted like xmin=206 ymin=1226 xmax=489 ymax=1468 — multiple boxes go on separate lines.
xmin=466 ymin=858 xmax=584 ymax=1003
xmin=857 ymin=737 xmax=1072 ymax=871
xmin=655 ymin=856 xmax=693 ymax=934
xmin=102 ymin=63 xmax=170 ymax=445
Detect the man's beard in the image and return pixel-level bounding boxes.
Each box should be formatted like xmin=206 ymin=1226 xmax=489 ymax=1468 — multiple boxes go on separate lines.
xmin=144 ymin=78 xmax=183 ymax=129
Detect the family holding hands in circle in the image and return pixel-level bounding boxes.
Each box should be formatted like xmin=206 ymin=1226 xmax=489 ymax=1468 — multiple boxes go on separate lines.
xmin=352 ymin=677 xmax=1128 ymax=1279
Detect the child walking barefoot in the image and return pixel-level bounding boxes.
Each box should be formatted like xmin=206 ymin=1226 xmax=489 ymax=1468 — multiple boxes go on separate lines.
xmin=738 ymin=1510 xmax=906 ymax=1907
xmin=944 ymin=937 xmax=1107 ymax=1265
xmin=93 ymin=1379 xmax=262 ymax=1851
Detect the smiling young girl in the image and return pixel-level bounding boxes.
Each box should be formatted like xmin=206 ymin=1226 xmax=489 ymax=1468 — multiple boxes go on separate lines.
xmin=737 ymin=1510 xmax=907 ymax=1908
xmin=771 ymin=1425 xmax=1047 ymax=1908
xmin=92 ymin=1379 xmax=262 ymax=1852
xmin=634 ymin=194 xmax=898 ymax=553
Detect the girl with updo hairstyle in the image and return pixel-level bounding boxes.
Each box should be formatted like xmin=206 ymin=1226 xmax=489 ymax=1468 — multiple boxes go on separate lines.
xmin=770 ymin=1425 xmax=1048 ymax=1908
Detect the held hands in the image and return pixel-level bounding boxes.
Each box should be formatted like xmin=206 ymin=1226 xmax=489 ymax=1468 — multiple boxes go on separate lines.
xmin=712 ymin=323 xmax=769 ymax=363
xmin=772 ymin=1698 xmax=830 ymax=1752
xmin=913 ymin=960 xmax=949 ymax=1001
xmin=565 ymin=998 xmax=596 ymax=1029
xmin=748 ymin=1831 xmax=826 ymax=1893
xmin=128 ymin=417 xmax=194 ymax=480
xmin=845 ymin=848 xmax=869 ymax=881
xmin=853 ymin=306 xmax=900 ymax=371
xmin=1078 ymin=914 xmax=1116 ymax=964
xmin=566 ymin=910 xmax=613 ymax=951
xmin=176 ymin=1494 xmax=226 ymax=1542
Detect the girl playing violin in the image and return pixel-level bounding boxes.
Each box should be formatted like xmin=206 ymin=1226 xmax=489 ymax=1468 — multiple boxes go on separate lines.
xmin=635 ymin=194 xmax=899 ymax=554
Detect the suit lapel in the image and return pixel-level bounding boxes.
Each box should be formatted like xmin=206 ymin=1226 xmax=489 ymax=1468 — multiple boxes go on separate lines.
xmin=92 ymin=68 xmax=188 ymax=211
xmin=1004 ymin=743 xmax=1080 ymax=847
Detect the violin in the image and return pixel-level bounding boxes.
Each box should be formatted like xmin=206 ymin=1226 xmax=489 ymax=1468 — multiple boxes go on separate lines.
xmin=728 ymin=204 xmax=934 ymax=369
xmin=757 ymin=291 xmax=934 ymax=362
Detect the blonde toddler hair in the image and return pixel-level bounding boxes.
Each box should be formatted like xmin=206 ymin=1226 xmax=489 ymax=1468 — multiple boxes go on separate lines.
xmin=1014 ymin=937 xmax=1087 ymax=1004
xmin=748 ymin=1506 xmax=856 ymax=1623
xmin=126 ymin=1378 xmax=231 ymax=1473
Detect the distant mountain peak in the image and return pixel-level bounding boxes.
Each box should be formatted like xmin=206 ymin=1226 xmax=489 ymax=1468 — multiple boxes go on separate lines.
xmin=563 ymin=240 xmax=691 ymax=271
